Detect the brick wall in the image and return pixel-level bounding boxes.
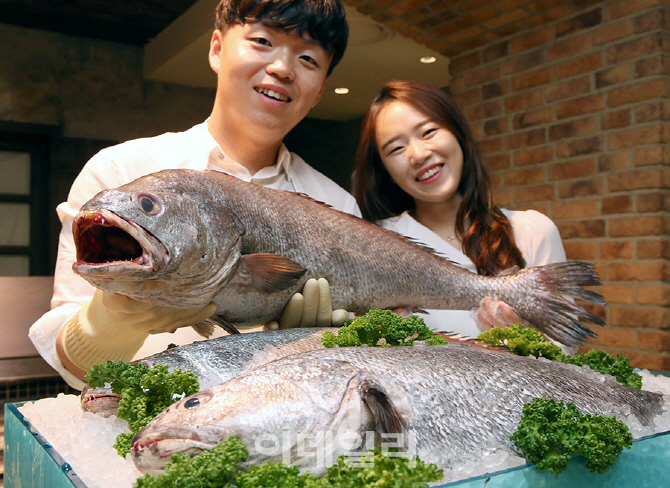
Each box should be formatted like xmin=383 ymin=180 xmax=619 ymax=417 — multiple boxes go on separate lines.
xmin=446 ymin=1 xmax=670 ymax=369
xmin=346 ymin=0 xmax=669 ymax=369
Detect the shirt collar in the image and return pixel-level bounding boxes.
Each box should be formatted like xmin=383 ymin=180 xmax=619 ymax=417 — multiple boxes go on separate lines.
xmin=203 ymin=122 xmax=292 ymax=182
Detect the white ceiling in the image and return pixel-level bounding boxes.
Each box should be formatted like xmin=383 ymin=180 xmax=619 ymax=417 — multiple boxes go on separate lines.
xmin=143 ymin=0 xmax=451 ymax=121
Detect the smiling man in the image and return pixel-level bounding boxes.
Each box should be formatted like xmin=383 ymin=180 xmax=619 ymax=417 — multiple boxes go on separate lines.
xmin=29 ymin=0 xmax=359 ymax=389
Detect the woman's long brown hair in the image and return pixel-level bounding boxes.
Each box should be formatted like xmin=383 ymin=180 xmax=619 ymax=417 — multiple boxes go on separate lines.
xmin=352 ymin=80 xmax=525 ymax=276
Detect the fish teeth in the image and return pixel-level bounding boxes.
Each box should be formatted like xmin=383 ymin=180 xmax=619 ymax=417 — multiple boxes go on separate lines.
xmin=256 ymin=87 xmax=289 ymax=102
xmin=417 ymin=165 xmax=442 ymax=182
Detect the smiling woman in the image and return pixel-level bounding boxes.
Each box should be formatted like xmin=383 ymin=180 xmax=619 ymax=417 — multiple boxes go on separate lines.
xmin=352 ymin=80 xmax=572 ymax=343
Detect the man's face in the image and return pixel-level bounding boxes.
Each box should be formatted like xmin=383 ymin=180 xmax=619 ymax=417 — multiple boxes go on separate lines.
xmin=209 ymin=22 xmax=331 ymax=138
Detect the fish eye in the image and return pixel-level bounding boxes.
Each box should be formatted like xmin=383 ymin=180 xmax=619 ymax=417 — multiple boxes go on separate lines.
xmin=178 ymin=391 xmax=212 ymax=410
xmin=136 ymin=193 xmax=162 ymax=216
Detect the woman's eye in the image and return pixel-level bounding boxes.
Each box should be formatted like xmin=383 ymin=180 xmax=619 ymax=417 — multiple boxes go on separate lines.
xmin=388 ymin=146 xmax=403 ymax=155
xmin=423 ymin=128 xmax=437 ymax=137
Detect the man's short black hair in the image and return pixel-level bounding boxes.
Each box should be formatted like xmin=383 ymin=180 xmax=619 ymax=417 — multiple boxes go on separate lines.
xmin=216 ymin=0 xmax=348 ymax=76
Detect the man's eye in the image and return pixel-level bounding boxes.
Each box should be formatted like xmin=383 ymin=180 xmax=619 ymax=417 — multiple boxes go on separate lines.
xmin=300 ymin=55 xmax=317 ymax=66
xmin=253 ymin=37 xmax=271 ymax=46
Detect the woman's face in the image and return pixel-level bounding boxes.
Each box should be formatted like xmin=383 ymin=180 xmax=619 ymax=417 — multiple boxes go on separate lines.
xmin=375 ymin=101 xmax=464 ymax=205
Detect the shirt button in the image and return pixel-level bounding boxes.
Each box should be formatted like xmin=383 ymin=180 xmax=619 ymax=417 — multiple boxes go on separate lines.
xmin=218 ymin=153 xmax=224 ymax=160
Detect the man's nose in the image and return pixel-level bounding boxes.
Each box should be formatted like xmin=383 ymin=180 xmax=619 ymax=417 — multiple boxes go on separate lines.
xmin=267 ymin=52 xmax=294 ymax=81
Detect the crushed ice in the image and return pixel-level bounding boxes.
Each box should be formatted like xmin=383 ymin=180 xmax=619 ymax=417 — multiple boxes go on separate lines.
xmin=14 ymin=369 xmax=670 ymax=488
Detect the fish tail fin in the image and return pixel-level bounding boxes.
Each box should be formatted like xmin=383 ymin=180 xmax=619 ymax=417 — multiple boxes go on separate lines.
xmin=512 ymin=261 xmax=605 ymax=348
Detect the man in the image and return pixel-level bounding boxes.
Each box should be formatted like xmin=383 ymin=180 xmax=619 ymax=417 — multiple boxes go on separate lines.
xmin=29 ymin=0 xmax=357 ymax=389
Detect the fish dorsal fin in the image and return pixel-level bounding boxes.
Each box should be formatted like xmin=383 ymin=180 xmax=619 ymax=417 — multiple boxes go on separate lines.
xmin=360 ymin=381 xmax=406 ymax=434
xmin=241 ymin=253 xmax=307 ymax=293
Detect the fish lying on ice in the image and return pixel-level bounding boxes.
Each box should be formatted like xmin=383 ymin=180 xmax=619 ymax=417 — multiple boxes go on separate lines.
xmin=81 ymin=327 xmax=333 ymax=416
xmin=130 ymin=344 xmax=664 ymax=474
xmin=73 ymin=169 xmax=604 ymax=346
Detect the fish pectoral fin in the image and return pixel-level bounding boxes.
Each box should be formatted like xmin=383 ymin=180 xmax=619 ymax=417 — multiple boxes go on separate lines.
xmin=241 ymin=253 xmax=307 ymax=293
xmin=360 ymin=381 xmax=406 ymax=435
xmin=191 ymin=321 xmax=215 ymax=338
xmin=210 ymin=315 xmax=241 ymax=335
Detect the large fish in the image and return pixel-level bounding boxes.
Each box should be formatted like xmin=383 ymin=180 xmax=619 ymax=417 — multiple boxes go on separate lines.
xmin=81 ymin=327 xmax=333 ymax=416
xmin=130 ymin=344 xmax=665 ymax=474
xmin=73 ymin=169 xmax=604 ymax=346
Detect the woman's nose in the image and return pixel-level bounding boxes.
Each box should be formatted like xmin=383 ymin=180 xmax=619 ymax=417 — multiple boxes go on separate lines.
xmin=408 ymin=140 xmax=430 ymax=166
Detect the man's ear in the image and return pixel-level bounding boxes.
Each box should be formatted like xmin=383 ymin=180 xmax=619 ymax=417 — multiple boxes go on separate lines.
xmin=209 ymin=30 xmax=223 ymax=74
xmin=312 ymin=76 xmax=328 ymax=108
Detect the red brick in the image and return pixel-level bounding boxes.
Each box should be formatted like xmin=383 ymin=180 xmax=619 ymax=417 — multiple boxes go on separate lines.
xmin=602 ymin=195 xmax=632 ymax=214
xmin=513 ymin=146 xmax=554 ymax=166
xmin=492 ymin=188 xmax=511 ymax=206
xmin=487 ymin=153 xmax=511 ymax=171
xmin=605 ymin=0 xmax=664 ymax=22
xmin=503 ymin=50 xmax=545 ymax=78
xmin=594 ymin=19 xmax=632 ymax=45
xmin=610 ymin=216 xmax=669 ymax=237
xmin=504 ymin=167 xmax=545 ymax=185
xmin=548 ymin=117 xmax=597 ymax=141
xmin=638 ymin=331 xmax=670 ymax=352
xmin=467 ymin=99 xmax=504 ymax=121
xmin=606 ymin=33 xmax=670 ymax=64
xmin=527 ymin=5 xmax=577 ymax=28
xmin=545 ymin=77 xmax=591 ymax=103
xmin=505 ymin=128 xmax=546 ymax=149
xmin=512 ymin=107 xmax=553 ymax=129
xmin=635 ymin=101 xmax=670 ymax=123
xmin=637 ymin=285 xmax=670 ymax=306
xmin=598 ymin=151 xmax=632 ymax=171
xmin=511 ymin=66 xmax=553 ymax=91
xmin=599 ymin=285 xmax=635 ymax=304
xmin=625 ymin=352 xmax=670 ymax=371
xmin=482 ymin=80 xmax=510 ymax=100
xmin=555 ymin=8 xmax=602 ymax=38
xmin=635 ymin=145 xmax=670 ymax=167
xmin=601 ymin=109 xmax=631 ymax=130
xmin=608 ymin=125 xmax=670 ymax=151
xmin=449 ymin=52 xmax=482 ymax=75
xmin=556 ymin=94 xmax=605 ymax=119
xmin=509 ymin=27 xmax=553 ymax=54
xmin=595 ymin=64 xmax=630 ymax=89
xmin=556 ymin=137 xmax=602 ymax=158
xmin=548 ymin=158 xmax=596 ymax=181
xmin=608 ymin=79 xmax=670 ymax=107
xmin=483 ymin=41 xmax=510 ymax=62
xmin=513 ymin=184 xmax=555 ymax=203
xmin=552 ymin=199 xmax=599 ymax=219
xmin=633 ymin=6 xmax=670 ymax=33
xmin=601 ymin=241 xmax=634 ymax=260
xmin=558 ymin=177 xmax=606 ymax=197
xmin=635 ymin=54 xmax=670 ymax=78
xmin=482 ymin=8 xmax=528 ymax=29
xmin=556 ymin=52 xmax=603 ymax=80
xmin=557 ymin=220 xmax=606 ymax=238
xmin=444 ymin=25 xmax=485 ymax=44
xmin=479 ymin=137 xmax=504 ymax=155
xmin=484 ymin=118 xmax=509 ymax=136
xmin=609 ymin=262 xmax=668 ymax=281
xmin=636 ymin=192 xmax=670 ymax=212
xmin=547 ymin=33 xmax=592 ymax=61
xmin=596 ymin=329 xmax=636 ymax=348
xmin=563 ymin=241 xmax=598 ymax=260
xmin=504 ymin=89 xmax=543 ymax=112
xmin=638 ymin=239 xmax=670 ymax=259
xmin=453 ymin=88 xmax=482 ymax=108
xmin=608 ymin=168 xmax=670 ymax=191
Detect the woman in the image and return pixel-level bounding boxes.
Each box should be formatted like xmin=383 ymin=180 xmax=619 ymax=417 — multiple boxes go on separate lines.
xmin=352 ymin=80 xmax=566 ymax=339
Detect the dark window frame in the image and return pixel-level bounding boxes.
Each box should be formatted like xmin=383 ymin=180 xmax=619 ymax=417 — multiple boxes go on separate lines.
xmin=0 ymin=122 xmax=57 ymax=276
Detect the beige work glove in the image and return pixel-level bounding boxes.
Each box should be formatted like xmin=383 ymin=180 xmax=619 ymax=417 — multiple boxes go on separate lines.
xmin=472 ymin=297 xmax=528 ymax=332
xmin=57 ymin=289 xmax=215 ymax=378
xmin=264 ymin=278 xmax=349 ymax=330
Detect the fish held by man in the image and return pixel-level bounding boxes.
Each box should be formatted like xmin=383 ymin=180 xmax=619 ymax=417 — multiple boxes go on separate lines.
xmin=130 ymin=344 xmax=664 ymax=474
xmin=73 ymin=169 xmax=605 ymax=347
xmin=80 ymin=327 xmax=333 ymax=416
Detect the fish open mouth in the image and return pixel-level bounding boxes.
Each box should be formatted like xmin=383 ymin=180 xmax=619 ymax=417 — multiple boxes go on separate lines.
xmin=73 ymin=209 xmax=166 ymax=275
